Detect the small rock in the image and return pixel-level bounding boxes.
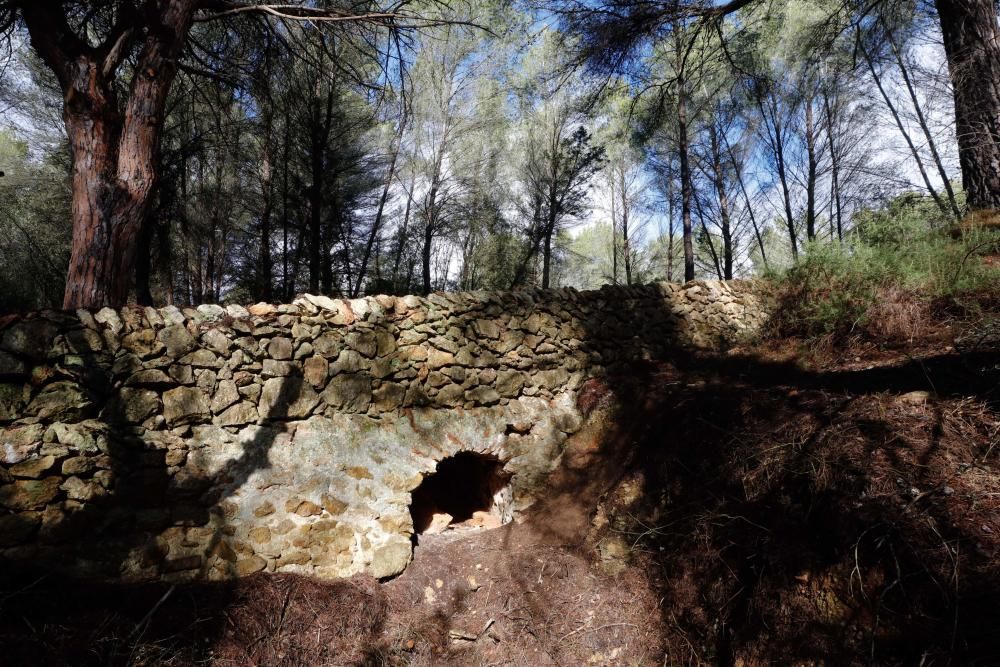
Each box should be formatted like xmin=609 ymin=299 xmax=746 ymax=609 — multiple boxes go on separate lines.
xmin=303 ymin=356 xmax=329 ymax=389
xmin=202 ymin=329 xmax=232 ymax=354
xmin=259 ymin=377 xmax=319 ymax=420
xmin=268 ymin=337 xmax=294 ymax=360
xmin=0 ymin=513 xmax=41 ymax=547
xmin=118 ymin=388 xmax=160 ymax=423
xmin=0 ymin=478 xmax=60 ymax=510
xmin=215 ymin=401 xmax=258 ymax=427
xmin=195 ymin=304 xmax=226 ymax=322
xmin=61 ymin=476 xmax=105 ymax=501
xmin=322 ymin=374 xmax=372 ymax=413
xmin=9 ymin=455 xmax=56 ymax=479
xmin=370 ymin=541 xmax=412 ymax=579
xmin=235 ymin=555 xmax=267 ymax=576
xmin=211 ymin=380 xmax=240 ymax=414
xmin=158 ymin=324 xmax=196 ymax=356
xmin=163 ymin=386 xmax=211 ymax=425
xmin=900 ymin=390 xmax=931 ymax=405
xmin=424 ymin=512 xmax=453 ymax=535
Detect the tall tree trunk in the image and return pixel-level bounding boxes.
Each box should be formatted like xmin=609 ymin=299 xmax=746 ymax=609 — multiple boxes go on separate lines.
xmin=288 ymin=225 xmax=307 ymax=299
xmin=156 ymin=217 xmax=174 ymax=305
xmin=677 ymin=76 xmax=695 ymax=282
xmin=883 ymin=20 xmax=962 ymax=219
xmin=541 ymin=140 xmax=562 ymax=289
xmin=511 ymin=193 xmax=544 ymax=288
xmin=860 ymin=35 xmax=948 ymax=213
xmin=723 ymin=133 xmax=767 ymax=269
xmin=620 ymin=164 xmax=632 ymax=285
xmin=421 ymin=218 xmax=433 ymax=294
xmin=709 ymin=124 xmax=734 ymax=279
xmin=694 ymin=194 xmax=724 ymax=279
xmin=823 ymin=92 xmax=844 ymax=242
xmin=665 ymin=162 xmax=676 ymax=281
xmin=421 ymin=140 xmax=446 ymax=295
xmin=769 ymin=107 xmax=798 ymax=260
xmin=308 ymin=86 xmax=336 ymax=294
xmin=353 ymin=110 xmax=407 ymax=297
xmin=308 ymin=187 xmax=322 ymax=294
xmin=61 ymin=84 xmax=151 ymax=308
xmin=541 ymin=227 xmax=554 ymax=288
xmin=281 ymin=120 xmax=290 ymax=300
xmin=935 ymin=0 xmax=1000 ymax=210
xmin=258 ymin=120 xmax=274 ymax=301
xmin=322 ymin=181 xmax=338 ymax=295
xmin=204 ymin=224 xmax=217 ymax=304
xmin=392 ymin=174 xmax=416 ymax=292
xmin=135 ymin=215 xmax=155 ymax=306
xmin=610 ymin=168 xmax=619 ymax=285
xmin=804 ymin=99 xmax=818 ymax=242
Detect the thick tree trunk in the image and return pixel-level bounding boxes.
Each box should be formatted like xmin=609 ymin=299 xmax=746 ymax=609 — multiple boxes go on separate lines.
xmin=62 ymin=103 xmax=147 ymax=308
xmin=935 ymin=0 xmax=1000 ymax=210
xmin=20 ymin=1 xmax=194 ymax=309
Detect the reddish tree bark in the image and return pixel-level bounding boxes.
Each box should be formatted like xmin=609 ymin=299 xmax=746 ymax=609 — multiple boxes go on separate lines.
xmin=17 ymin=1 xmax=196 ymax=309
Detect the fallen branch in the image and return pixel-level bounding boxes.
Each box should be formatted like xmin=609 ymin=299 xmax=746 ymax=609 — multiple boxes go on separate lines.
xmin=128 ymin=584 xmax=176 ymax=641
xmin=558 ymin=621 xmax=638 ymax=642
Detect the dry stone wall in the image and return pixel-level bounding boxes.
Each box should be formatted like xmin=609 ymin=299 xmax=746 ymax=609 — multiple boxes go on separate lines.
xmin=0 ymin=280 xmax=766 ymax=582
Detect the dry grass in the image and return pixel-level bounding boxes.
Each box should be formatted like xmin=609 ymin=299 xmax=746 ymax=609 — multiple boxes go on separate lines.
xmin=863 ymin=286 xmax=933 ymax=343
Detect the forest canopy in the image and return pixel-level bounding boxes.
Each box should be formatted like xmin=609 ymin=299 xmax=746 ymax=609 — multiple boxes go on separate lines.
xmin=0 ymin=0 xmax=994 ymax=310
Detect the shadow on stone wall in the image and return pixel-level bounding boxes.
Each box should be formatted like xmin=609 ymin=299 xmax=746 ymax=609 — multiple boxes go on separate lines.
xmin=0 ymin=310 xmax=305 ymax=583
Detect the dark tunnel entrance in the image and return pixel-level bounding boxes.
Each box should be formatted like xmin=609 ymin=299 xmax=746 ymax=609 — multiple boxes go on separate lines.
xmin=410 ymin=451 xmax=512 ymax=537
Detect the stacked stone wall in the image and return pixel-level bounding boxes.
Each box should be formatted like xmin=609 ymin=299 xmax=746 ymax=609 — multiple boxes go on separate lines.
xmin=0 ymin=280 xmax=766 ymax=581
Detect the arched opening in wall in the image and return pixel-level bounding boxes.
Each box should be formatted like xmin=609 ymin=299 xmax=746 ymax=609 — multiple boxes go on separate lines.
xmin=410 ymin=452 xmax=512 ymax=538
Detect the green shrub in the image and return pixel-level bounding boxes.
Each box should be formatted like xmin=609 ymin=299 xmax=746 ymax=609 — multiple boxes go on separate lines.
xmin=770 ymin=194 xmax=1000 ymax=341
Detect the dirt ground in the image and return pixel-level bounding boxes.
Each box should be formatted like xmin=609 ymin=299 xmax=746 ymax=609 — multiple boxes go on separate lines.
xmin=1 ymin=318 xmax=998 ymax=666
